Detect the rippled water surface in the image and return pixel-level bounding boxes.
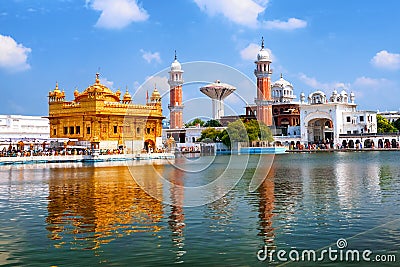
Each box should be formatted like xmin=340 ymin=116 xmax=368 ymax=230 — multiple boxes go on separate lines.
xmin=0 ymin=152 xmax=399 ymax=266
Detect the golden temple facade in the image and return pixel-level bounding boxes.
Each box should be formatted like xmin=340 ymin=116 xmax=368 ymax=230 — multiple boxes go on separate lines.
xmin=48 ymin=73 xmax=164 ymax=151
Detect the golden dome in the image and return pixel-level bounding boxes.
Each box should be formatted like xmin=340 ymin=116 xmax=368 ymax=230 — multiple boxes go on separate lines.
xmin=151 ymin=88 xmax=161 ymax=102
xmin=123 ymin=89 xmax=132 ymax=100
xmin=75 ymin=73 xmax=119 ymax=102
xmin=49 ymin=82 xmax=65 ymax=99
xmin=54 ymin=82 xmax=61 ymax=93
xmin=83 ymin=73 xmax=114 ymax=94
xmin=84 ymin=82 xmax=114 ymax=94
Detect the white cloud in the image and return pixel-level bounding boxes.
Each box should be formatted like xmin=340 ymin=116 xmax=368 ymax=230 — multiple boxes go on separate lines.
xmin=240 ymin=42 xmax=274 ymax=61
xmin=354 ymin=76 xmax=392 ymax=88
xmin=298 ymin=73 xmax=395 ymax=101
xmin=132 ymin=75 xmax=169 ymax=102
xmin=0 ymin=35 xmax=31 ymax=72
xmin=352 ymin=77 xmax=396 ymax=104
xmin=193 ymin=0 xmax=306 ymax=30
xmin=263 ymin=18 xmax=307 ymax=30
xmin=371 ymin=50 xmax=400 ymax=70
xmin=333 ymin=82 xmax=350 ymax=90
xmin=99 ymin=77 xmax=114 ymax=88
xmin=194 ymin=0 xmax=264 ymax=28
xmin=143 ymin=75 xmax=169 ymax=93
xmin=298 ymin=73 xmax=327 ymax=89
xmin=87 ymin=0 xmax=149 ymax=29
xmin=298 ymin=73 xmax=350 ymax=91
xmin=140 ymin=49 xmax=161 ymax=64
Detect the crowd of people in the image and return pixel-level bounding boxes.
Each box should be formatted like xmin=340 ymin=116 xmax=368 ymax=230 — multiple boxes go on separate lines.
xmin=287 ymin=139 xmax=399 ymax=151
xmin=0 ymin=147 xmax=94 ymax=157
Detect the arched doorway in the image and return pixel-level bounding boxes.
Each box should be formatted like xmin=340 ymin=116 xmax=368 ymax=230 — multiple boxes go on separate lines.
xmin=307 ymin=118 xmax=334 ymax=143
xmin=355 ymin=139 xmax=361 ymax=149
xmin=342 ymin=140 xmax=347 ymax=148
xmin=144 ymin=139 xmax=155 ymax=152
xmin=348 ymin=140 xmax=355 ymax=148
xmin=378 ymin=139 xmax=383 ymax=148
xmin=364 ymin=139 xmax=372 ymax=148
xmin=392 ymin=139 xmax=398 ymax=148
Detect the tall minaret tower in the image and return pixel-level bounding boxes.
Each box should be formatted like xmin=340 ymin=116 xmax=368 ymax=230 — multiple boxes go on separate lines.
xmin=168 ymin=51 xmax=184 ymax=129
xmin=254 ymin=37 xmax=273 ymax=126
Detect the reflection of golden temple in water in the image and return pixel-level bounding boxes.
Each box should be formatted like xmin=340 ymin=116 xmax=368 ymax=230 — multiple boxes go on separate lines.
xmin=46 ymin=166 xmax=163 ymax=250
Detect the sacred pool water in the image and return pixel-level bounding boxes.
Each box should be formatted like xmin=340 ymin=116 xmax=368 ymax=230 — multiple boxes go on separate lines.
xmin=0 ymin=152 xmax=399 ymax=266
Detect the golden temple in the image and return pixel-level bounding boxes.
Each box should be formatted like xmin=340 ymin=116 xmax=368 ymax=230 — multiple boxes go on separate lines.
xmin=48 ymin=73 xmax=164 ymax=152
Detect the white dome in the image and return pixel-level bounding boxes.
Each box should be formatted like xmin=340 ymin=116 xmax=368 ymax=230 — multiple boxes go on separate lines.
xmin=309 ymin=90 xmax=326 ymax=99
xmin=340 ymin=90 xmax=348 ymax=96
xmin=332 ymin=89 xmax=338 ymax=95
xmin=171 ymin=59 xmax=181 ymax=71
xmin=257 ymin=48 xmax=271 ymax=62
xmin=272 ymin=76 xmax=292 ymax=88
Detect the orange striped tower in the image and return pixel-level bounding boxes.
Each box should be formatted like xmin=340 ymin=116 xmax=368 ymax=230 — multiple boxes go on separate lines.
xmin=254 ymin=37 xmax=273 ymax=126
xmin=168 ymin=51 xmax=184 ymax=129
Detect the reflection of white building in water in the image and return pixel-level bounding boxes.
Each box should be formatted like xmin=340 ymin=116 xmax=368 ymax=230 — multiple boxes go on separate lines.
xmin=335 ymin=159 xmax=381 ymax=210
xmin=299 ymin=90 xmax=377 ymax=145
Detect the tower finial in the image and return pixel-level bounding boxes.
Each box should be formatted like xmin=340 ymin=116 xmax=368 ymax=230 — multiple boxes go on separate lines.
xmin=174 ymin=50 xmax=177 ymax=60
xmin=261 ymin=37 xmax=264 ymax=49
xmin=280 ymin=73 xmax=283 ymax=79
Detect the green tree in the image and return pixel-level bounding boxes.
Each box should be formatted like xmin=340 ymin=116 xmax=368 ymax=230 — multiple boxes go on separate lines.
xmin=185 ymin=118 xmax=205 ymax=127
xmin=226 ymin=119 xmax=248 ymax=142
xmin=198 ymin=127 xmax=222 ymax=142
xmin=393 ymin=118 xmax=400 ymax=132
xmin=203 ymin=119 xmax=222 ymax=127
xmin=256 ymin=121 xmax=274 ymax=142
xmin=244 ymin=119 xmax=274 ymax=142
xmin=219 ymin=119 xmax=274 ymax=148
xmin=377 ymin=115 xmax=397 ymax=133
xmin=220 ymin=129 xmax=230 ymax=148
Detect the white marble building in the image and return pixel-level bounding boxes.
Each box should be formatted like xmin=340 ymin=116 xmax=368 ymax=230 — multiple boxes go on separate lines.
xmin=378 ymin=111 xmax=400 ymax=123
xmin=0 ymin=115 xmax=50 ymax=140
xmin=299 ymin=90 xmax=377 ymax=145
xmin=271 ymin=74 xmax=297 ymax=103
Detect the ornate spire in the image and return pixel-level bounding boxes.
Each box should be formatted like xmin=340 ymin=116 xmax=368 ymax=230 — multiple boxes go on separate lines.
xmin=95 ymin=72 xmax=100 ymax=84
xmin=280 ymin=73 xmax=283 ymax=79
xmin=53 ymin=82 xmax=61 ymax=93
xmin=174 ymin=50 xmax=177 ymax=60
xmin=261 ymin=37 xmax=264 ymax=49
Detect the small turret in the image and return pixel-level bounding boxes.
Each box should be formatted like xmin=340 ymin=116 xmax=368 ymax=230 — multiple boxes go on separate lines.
xmin=122 ymin=88 xmax=132 ymax=104
xmin=48 ymin=82 xmax=66 ymax=102
xmin=300 ymin=92 xmax=305 ymax=103
xmin=151 ymin=87 xmax=161 ymax=103
xmin=350 ymin=92 xmax=355 ymax=103
xmin=74 ymin=88 xmax=79 ymax=99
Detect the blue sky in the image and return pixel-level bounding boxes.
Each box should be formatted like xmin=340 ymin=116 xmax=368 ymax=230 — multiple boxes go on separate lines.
xmin=0 ymin=0 xmax=399 ymax=120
